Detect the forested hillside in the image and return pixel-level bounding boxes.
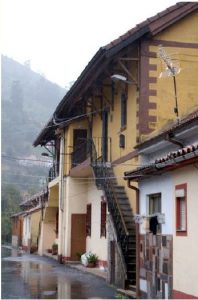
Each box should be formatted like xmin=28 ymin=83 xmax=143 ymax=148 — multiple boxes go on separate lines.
xmin=1 ymin=55 xmax=66 ymax=242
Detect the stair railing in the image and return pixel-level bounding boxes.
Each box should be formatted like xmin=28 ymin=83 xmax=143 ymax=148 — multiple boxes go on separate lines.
xmin=89 ymin=138 xmax=130 ymax=258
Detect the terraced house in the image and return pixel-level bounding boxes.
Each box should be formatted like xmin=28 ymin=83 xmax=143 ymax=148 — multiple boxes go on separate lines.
xmin=32 ymin=2 xmax=198 ymax=298
xmin=124 ymin=111 xmax=198 ymax=299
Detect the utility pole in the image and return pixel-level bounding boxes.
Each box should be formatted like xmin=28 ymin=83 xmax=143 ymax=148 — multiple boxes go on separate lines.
xmin=158 ymin=45 xmax=181 ymax=123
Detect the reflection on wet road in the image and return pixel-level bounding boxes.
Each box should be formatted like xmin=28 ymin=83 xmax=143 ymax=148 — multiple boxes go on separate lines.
xmin=1 ymin=247 xmax=116 ymax=299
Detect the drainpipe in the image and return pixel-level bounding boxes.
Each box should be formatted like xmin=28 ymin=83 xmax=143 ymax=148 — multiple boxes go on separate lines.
xmin=127 ymin=180 xmax=140 ymax=299
xmin=166 ymin=132 xmax=184 ymax=148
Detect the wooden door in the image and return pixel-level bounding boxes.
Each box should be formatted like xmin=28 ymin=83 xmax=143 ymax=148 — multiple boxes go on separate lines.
xmin=73 ymin=129 xmax=87 ymax=166
xmin=71 ymin=214 xmax=86 ymax=260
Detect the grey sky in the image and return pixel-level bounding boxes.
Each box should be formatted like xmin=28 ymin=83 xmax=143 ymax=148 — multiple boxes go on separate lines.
xmin=1 ymin=0 xmax=184 ymax=87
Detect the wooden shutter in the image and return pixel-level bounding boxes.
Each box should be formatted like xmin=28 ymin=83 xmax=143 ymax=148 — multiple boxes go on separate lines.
xmin=180 ymin=198 xmax=186 ymax=230
xmin=175 ymin=183 xmax=187 ymax=236
xmin=86 ymin=204 xmax=91 ymax=237
xmin=121 ymin=93 xmax=127 ymax=129
xmin=101 ymin=201 xmax=107 ymax=237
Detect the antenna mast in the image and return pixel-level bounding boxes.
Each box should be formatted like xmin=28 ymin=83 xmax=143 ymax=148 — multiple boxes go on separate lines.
xmin=158 ymin=45 xmax=181 ymax=123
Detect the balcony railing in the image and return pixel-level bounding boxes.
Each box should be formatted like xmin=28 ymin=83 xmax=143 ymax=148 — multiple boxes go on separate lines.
xmin=71 ymin=137 xmax=112 ymax=168
xmin=71 ymin=139 xmax=88 ymax=168
xmin=48 ymin=162 xmax=59 ymax=182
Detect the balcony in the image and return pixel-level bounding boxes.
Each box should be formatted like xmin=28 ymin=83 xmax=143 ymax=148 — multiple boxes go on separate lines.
xmin=48 ymin=162 xmax=59 ymax=182
xmin=71 ymin=137 xmax=112 ymax=170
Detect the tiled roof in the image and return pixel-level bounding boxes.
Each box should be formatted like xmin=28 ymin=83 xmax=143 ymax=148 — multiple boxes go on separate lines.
xmin=33 ymin=2 xmax=198 ymax=146
xmin=105 ymin=2 xmax=198 ymax=53
xmin=20 ymin=189 xmax=48 ymax=208
xmin=124 ymin=143 xmax=198 ymax=180
xmin=155 ymin=144 xmax=198 ymax=164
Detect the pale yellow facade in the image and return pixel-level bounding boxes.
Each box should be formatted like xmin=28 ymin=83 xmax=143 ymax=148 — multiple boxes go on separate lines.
xmin=30 ymin=210 xmax=41 ymax=246
xmin=173 ymin=165 xmax=198 ymax=298
xmin=149 ymin=11 xmax=198 ymax=131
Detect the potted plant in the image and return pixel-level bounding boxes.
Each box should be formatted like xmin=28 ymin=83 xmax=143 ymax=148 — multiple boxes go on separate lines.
xmin=87 ymin=253 xmax=98 ymax=268
xmin=52 ymin=243 xmax=58 ymax=255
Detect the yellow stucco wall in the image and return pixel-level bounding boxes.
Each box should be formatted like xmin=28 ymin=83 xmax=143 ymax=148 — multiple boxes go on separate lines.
xmin=63 ymin=119 xmax=88 ymax=175
xmin=38 ymin=207 xmax=57 ymax=254
xmin=155 ymin=11 xmax=198 ymax=43
xmin=48 ymin=184 xmax=59 ymax=207
xmin=149 ymin=11 xmax=198 ymax=131
xmin=173 ymin=165 xmax=198 ymax=297
xmin=31 ymin=210 xmax=41 ymax=246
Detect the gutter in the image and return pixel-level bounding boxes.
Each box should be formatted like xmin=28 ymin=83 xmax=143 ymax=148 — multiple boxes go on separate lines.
xmin=165 ymin=132 xmax=184 ymax=148
xmin=127 ymin=181 xmax=140 ymax=299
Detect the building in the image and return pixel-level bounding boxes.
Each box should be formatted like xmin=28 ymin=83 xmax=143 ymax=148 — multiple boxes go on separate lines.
xmin=124 ymin=110 xmax=198 ymax=298
xmin=20 ymin=190 xmax=48 ymax=253
xmin=33 ymin=2 xmax=198 ymax=296
xmin=11 ymin=212 xmax=23 ymax=248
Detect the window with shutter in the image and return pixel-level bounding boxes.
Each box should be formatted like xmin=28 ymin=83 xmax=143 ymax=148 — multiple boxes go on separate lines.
xmin=100 ymin=201 xmax=107 ymax=237
xmin=86 ymin=204 xmax=91 ymax=237
xmin=148 ymin=193 xmax=161 ymax=234
xmin=175 ymin=184 xmax=187 ymax=236
xmin=121 ymin=93 xmax=127 ymax=129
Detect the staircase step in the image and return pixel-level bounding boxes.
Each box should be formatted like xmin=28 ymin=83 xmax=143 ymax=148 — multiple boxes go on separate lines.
xmin=114 ymin=185 xmax=125 ymax=190
xmin=127 ymin=263 xmax=136 ymax=271
xmin=116 ymin=194 xmax=129 ymax=199
xmin=123 ymin=211 xmax=134 ymax=217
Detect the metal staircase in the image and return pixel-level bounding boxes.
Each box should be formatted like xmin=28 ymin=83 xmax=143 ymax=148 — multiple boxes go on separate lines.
xmin=92 ymin=158 xmax=136 ymax=289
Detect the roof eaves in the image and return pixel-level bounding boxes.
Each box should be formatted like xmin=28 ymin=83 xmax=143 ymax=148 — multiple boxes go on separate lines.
xmin=136 ymin=110 xmax=198 ymax=151
xmin=124 ymin=143 xmax=198 ymax=180
xmin=149 ymin=2 xmax=198 ymax=36
xmin=105 ymin=26 xmax=150 ymax=58
xmin=55 ymin=47 xmax=106 ymax=116
xmin=33 ymin=117 xmax=55 ymax=147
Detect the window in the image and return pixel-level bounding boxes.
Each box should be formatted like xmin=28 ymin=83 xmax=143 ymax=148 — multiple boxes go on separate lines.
xmin=149 ymin=193 xmax=161 ymax=215
xmin=148 ymin=193 xmax=161 ymax=234
xmin=101 ymin=200 xmax=107 ymax=237
xmin=86 ymin=204 xmax=92 ymax=237
xmin=175 ymin=184 xmax=187 ymax=236
xmin=121 ymin=93 xmax=127 ymax=129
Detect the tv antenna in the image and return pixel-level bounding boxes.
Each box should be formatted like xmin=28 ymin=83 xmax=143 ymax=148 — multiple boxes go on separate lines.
xmin=158 ymin=45 xmax=181 ymax=123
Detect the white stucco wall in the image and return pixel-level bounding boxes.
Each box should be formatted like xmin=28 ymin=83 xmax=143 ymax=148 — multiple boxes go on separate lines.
xmin=62 ymin=176 xmax=87 ymax=257
xmin=139 ymin=174 xmax=173 ymax=235
xmin=22 ymin=215 xmax=31 ymax=247
xmin=60 ymin=176 xmax=108 ymax=262
xmin=86 ymin=182 xmax=108 ymax=261
xmin=173 ymin=165 xmax=198 ymax=297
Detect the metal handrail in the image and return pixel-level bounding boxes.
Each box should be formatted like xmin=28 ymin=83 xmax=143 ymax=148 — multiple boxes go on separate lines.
xmin=102 ymin=164 xmax=129 ymax=237
xmin=89 ymin=137 xmax=129 ymax=238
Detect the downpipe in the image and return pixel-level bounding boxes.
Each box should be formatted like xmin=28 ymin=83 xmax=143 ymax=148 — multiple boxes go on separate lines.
xmin=127 ymin=180 xmax=140 ymax=299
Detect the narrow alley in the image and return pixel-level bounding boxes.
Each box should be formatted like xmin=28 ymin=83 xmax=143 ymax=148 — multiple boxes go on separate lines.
xmin=1 ymin=246 xmax=117 ymax=299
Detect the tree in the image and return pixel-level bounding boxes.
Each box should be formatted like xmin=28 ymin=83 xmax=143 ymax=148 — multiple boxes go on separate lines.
xmin=1 ymin=184 xmax=22 ymax=243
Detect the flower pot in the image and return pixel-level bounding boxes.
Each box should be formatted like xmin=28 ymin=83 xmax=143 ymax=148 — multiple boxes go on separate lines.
xmin=87 ymin=262 xmax=96 ymax=268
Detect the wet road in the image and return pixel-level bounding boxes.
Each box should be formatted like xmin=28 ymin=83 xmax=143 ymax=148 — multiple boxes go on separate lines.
xmin=1 ymin=247 xmax=116 ymax=299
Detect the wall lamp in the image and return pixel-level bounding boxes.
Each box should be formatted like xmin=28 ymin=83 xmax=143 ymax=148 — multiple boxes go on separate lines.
xmin=111 ymin=74 xmax=133 ymax=84
xmin=41 ymin=152 xmax=53 ymax=158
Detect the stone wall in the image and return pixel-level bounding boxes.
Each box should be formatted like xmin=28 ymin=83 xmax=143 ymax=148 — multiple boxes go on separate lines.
xmin=107 ymin=215 xmax=126 ymax=289
xmin=139 ymin=233 xmax=173 ymax=299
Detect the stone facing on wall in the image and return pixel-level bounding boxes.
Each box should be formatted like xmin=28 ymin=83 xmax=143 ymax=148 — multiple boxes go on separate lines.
xmin=107 ymin=215 xmax=126 ymax=289
xmin=140 ymin=233 xmax=173 ymax=299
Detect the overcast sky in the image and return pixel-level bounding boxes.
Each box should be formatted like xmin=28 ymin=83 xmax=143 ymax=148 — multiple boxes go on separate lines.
xmin=1 ymin=0 xmax=187 ymax=88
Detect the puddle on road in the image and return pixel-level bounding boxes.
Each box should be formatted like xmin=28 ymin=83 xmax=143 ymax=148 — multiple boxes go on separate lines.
xmin=2 ymin=247 xmax=116 ymax=299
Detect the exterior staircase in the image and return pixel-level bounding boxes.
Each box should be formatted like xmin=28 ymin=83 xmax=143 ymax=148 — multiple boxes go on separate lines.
xmin=92 ymin=161 xmax=136 ymax=290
